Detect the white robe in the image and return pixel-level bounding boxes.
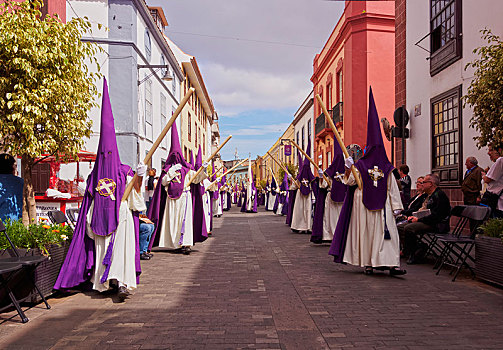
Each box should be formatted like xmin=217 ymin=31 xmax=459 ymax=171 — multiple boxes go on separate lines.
xmin=267 ymin=190 xmax=276 ymax=211
xmin=202 ymin=179 xmax=212 ymax=233
xmin=275 ymin=190 xmax=286 ymax=215
xmin=246 ymin=184 xmax=255 ymax=211
xmin=213 ymin=191 xmax=223 ymax=216
xmin=320 ymin=179 xmax=343 ymax=241
xmin=291 ymin=189 xmax=313 ymax=231
xmin=342 ymin=171 xmax=403 ymax=268
xmin=87 ymin=175 xmax=146 ymax=292
xmin=222 ymin=190 xmax=228 ymax=209
xmin=158 ymin=169 xmax=206 ymax=249
xmin=322 ymin=196 xmax=343 ymax=241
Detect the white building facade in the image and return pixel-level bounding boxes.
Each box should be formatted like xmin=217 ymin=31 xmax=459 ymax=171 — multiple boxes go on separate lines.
xmin=63 ymin=1 xmax=183 ymax=181
xmin=292 ymin=91 xmax=314 ymax=167
xmin=405 ymin=0 xmax=503 ymax=191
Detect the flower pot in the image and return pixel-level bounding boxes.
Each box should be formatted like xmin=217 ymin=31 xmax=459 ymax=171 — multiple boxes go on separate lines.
xmin=475 ymin=235 xmax=503 ymax=287
xmin=0 ymin=242 xmax=69 ymax=307
xmin=31 ymin=243 xmax=69 ymax=302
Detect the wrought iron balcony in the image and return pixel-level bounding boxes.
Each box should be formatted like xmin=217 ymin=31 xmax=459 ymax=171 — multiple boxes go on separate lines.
xmin=315 ymin=112 xmax=325 ymax=136
xmin=332 ymin=101 xmax=343 ymax=124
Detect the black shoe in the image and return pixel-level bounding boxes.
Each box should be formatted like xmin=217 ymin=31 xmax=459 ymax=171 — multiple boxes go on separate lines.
xmin=390 ymin=267 xmax=407 ymax=276
xmin=364 ymin=267 xmax=373 ymax=275
xmin=182 ymin=246 xmax=191 ymax=255
xmin=146 ymin=252 xmax=154 ymax=258
xmin=140 ymin=252 xmax=151 ymax=260
xmin=117 ymin=286 xmax=129 ymax=301
xmin=407 ymin=256 xmax=423 ymax=265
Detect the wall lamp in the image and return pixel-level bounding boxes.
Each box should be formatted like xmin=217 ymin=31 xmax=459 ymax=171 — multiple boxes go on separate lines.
xmin=137 ymin=64 xmax=173 ymax=86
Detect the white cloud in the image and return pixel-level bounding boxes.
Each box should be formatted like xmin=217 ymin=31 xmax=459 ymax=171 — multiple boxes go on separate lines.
xmin=201 ymin=63 xmax=309 ymax=116
xmin=231 ymin=123 xmax=291 ymax=136
xmin=219 ymin=137 xmax=277 ymax=160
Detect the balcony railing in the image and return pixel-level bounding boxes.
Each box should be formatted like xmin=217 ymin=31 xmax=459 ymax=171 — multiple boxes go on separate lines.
xmin=316 ymin=101 xmax=343 ymax=136
xmin=332 ymin=101 xmax=343 ymax=124
xmin=315 ymin=112 xmax=325 ymax=135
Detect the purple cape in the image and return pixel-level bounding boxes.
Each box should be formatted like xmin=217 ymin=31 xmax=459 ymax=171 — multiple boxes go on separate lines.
xmin=325 ymin=145 xmax=347 ymax=203
xmin=329 ymin=185 xmax=356 ymax=262
xmin=191 ymin=146 xmax=208 ymax=244
xmin=296 ymin=161 xmax=314 ymax=196
xmin=275 ymin=172 xmax=289 ymax=213
xmin=240 ymin=187 xmax=247 ymax=212
xmin=310 ymin=181 xmax=328 ymax=243
xmin=354 ymin=87 xmax=393 ymax=211
xmin=285 ymin=189 xmax=297 ymax=226
xmin=296 ymin=137 xmax=314 ymax=196
xmin=250 ymin=177 xmax=258 ymax=212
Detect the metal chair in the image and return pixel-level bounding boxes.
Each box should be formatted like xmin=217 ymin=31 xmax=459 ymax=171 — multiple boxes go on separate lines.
xmin=422 ymin=206 xmax=465 ymax=260
xmin=48 ymin=210 xmax=69 ymax=225
xmin=65 ymin=208 xmax=79 ymax=229
xmin=0 ymin=262 xmax=28 ymax=323
xmin=435 ymin=205 xmax=491 ymax=281
xmin=0 ymin=221 xmax=51 ymax=310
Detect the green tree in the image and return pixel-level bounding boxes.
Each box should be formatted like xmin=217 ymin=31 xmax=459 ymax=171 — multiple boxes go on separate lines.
xmin=278 ymin=162 xmax=297 ymax=182
xmin=464 ymin=29 xmax=503 ymax=149
xmin=0 ymin=0 xmax=102 ymax=224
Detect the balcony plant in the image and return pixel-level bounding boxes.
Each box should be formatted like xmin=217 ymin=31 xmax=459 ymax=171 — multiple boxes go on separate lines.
xmin=475 ymin=218 xmax=503 ymax=287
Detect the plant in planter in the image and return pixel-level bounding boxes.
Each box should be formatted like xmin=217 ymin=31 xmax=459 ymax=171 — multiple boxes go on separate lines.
xmin=0 ymin=218 xmax=72 ymax=256
xmin=0 ymin=218 xmax=73 ymax=304
xmin=475 ymin=218 xmax=503 ymax=287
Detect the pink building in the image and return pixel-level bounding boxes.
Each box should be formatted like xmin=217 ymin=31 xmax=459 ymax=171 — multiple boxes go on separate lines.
xmin=311 ymin=0 xmax=395 ymax=169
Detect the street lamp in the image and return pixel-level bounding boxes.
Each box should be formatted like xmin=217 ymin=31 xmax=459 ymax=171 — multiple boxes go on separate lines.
xmin=137 ymin=64 xmax=173 ymax=86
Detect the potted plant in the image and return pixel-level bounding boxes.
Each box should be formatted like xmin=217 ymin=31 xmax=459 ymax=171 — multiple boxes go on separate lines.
xmin=0 ymin=218 xmax=73 ymax=304
xmin=475 ymin=218 xmax=503 ymax=287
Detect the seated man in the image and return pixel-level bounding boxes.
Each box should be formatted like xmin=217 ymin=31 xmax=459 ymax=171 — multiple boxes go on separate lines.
xmin=398 ymin=174 xmax=451 ymax=264
xmin=139 ymin=214 xmax=155 ymax=260
xmin=396 ymin=176 xmax=427 ymax=222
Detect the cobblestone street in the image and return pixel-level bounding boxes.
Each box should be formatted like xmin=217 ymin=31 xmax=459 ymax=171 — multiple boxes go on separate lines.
xmin=2 ymin=206 xmax=503 ymax=350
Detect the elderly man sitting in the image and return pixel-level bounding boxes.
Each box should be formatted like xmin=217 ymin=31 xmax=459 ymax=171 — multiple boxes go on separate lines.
xmin=398 ymin=173 xmax=451 ymax=264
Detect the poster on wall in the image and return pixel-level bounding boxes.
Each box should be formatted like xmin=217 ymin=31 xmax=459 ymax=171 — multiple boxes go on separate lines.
xmin=36 ymin=202 xmax=60 ymax=221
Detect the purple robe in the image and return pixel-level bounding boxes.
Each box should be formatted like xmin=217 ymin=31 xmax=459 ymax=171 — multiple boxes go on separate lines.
xmin=285 ymin=189 xmax=296 ymax=226
xmin=329 ymin=87 xmax=394 ymax=262
xmin=55 ymin=78 xmax=141 ymax=290
xmin=191 ymin=146 xmax=208 ymax=244
xmin=147 ymin=122 xmax=195 ymax=249
xmin=310 ymin=181 xmax=328 ymax=243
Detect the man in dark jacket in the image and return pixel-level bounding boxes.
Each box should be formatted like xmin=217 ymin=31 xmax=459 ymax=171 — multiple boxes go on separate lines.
xmin=398 ymin=174 xmax=451 ymax=264
xmin=461 ymin=157 xmax=483 ymax=205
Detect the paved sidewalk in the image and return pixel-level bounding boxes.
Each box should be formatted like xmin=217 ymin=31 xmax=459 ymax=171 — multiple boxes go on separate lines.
xmin=1 ymin=206 xmax=503 ymax=349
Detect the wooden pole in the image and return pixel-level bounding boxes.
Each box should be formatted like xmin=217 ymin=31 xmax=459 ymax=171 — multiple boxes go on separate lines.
xmin=208 ymin=158 xmax=248 ymax=187
xmin=186 ymin=135 xmax=232 ymax=186
xmin=210 ymin=165 xmax=224 ymax=178
xmin=268 ymin=166 xmax=278 ymax=186
xmin=290 ymin=140 xmax=331 ymax=185
xmin=122 ymin=88 xmax=195 ymax=201
xmin=315 ymin=94 xmax=362 ymax=190
xmin=266 ymin=151 xmax=300 ymax=188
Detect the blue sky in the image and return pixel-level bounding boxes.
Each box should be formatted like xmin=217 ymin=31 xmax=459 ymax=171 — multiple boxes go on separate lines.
xmin=218 ymin=109 xmax=294 ymax=159
xmin=151 ymin=0 xmax=345 ymax=160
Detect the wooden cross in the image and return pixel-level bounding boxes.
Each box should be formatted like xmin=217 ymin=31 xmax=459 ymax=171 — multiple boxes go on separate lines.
xmin=368 ymin=166 xmax=384 ymax=187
